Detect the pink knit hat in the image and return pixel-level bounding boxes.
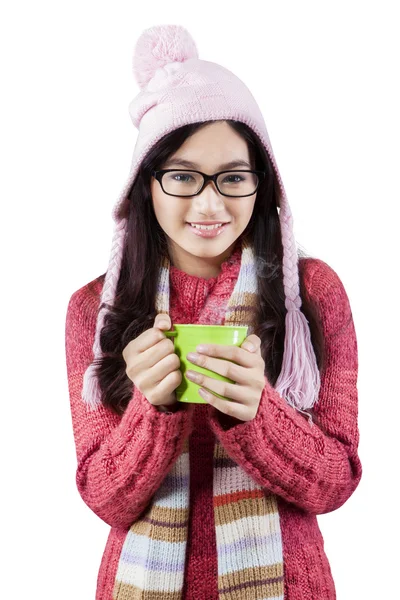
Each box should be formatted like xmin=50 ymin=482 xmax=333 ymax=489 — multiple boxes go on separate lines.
xmin=82 ymin=24 xmax=321 ymax=413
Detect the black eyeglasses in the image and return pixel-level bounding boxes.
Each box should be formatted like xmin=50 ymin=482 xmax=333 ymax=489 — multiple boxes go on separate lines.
xmin=152 ymin=169 xmax=266 ymax=198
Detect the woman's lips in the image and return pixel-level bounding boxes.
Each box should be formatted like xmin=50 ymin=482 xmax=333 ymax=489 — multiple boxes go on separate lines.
xmin=186 ymin=222 xmax=230 ymax=238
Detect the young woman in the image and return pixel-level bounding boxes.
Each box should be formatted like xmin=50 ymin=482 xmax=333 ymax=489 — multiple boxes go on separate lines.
xmin=65 ymin=24 xmax=362 ymax=600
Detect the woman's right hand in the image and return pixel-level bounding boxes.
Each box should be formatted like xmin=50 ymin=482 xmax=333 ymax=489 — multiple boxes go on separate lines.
xmin=122 ymin=313 xmax=182 ymax=412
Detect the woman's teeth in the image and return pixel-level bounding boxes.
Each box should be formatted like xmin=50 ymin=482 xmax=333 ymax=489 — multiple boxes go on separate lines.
xmin=190 ymin=223 xmax=223 ymax=230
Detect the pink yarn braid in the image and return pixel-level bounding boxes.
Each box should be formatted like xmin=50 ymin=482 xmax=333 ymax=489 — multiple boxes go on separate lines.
xmin=81 ymin=218 xmax=127 ymax=410
xmin=275 ymin=191 xmax=321 ymax=419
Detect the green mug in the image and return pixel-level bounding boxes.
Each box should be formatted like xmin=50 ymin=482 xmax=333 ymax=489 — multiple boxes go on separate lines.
xmin=164 ymin=324 xmax=248 ymax=404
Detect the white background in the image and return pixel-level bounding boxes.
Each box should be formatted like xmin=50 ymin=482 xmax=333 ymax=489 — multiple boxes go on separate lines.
xmin=1 ymin=1 xmax=398 ymax=598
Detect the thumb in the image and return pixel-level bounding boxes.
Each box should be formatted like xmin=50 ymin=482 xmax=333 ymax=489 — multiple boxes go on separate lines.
xmin=241 ymin=334 xmax=262 ymax=354
xmin=154 ymin=313 xmax=171 ymax=331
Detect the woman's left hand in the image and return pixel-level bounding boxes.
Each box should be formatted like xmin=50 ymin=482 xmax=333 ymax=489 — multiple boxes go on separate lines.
xmin=185 ymin=334 xmax=265 ymax=422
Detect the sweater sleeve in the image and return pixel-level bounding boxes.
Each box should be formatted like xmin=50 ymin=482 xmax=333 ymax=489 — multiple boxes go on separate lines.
xmin=208 ymin=259 xmax=362 ymax=516
xmin=65 ymin=278 xmax=194 ymax=530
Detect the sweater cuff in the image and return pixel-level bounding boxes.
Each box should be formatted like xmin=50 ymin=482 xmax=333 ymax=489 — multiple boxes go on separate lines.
xmin=130 ymin=385 xmax=195 ymax=429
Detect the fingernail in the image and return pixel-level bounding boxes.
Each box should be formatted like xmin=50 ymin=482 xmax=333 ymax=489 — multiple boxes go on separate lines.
xmin=186 ymin=370 xmax=200 ymax=382
xmin=196 ymin=345 xmax=208 ymax=353
xmin=198 ymin=388 xmax=209 ymax=399
xmin=243 ymin=342 xmax=255 ymax=352
xmin=158 ymin=321 xmax=169 ymax=329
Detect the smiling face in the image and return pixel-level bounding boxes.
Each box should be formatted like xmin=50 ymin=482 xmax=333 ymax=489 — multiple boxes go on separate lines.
xmin=150 ymin=121 xmax=257 ymax=279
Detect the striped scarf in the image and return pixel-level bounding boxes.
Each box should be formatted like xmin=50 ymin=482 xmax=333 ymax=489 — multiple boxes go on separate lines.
xmin=111 ymin=239 xmax=285 ymax=599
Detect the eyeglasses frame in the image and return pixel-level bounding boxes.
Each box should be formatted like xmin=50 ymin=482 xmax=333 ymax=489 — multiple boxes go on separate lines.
xmin=151 ymin=168 xmax=266 ymax=198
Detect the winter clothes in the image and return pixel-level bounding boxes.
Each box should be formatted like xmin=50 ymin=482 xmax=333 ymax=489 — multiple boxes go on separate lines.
xmin=65 ymin=245 xmax=362 ymax=599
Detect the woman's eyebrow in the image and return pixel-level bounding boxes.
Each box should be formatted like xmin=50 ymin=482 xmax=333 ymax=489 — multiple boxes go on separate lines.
xmin=163 ymin=158 xmax=252 ymax=170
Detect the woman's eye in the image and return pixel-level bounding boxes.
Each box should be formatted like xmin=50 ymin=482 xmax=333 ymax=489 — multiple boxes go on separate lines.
xmin=223 ymin=175 xmax=244 ymax=184
xmin=171 ymin=174 xmax=194 ymax=182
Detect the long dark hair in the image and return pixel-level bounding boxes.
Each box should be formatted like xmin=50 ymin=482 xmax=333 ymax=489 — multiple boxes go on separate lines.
xmin=92 ymin=120 xmax=326 ymax=418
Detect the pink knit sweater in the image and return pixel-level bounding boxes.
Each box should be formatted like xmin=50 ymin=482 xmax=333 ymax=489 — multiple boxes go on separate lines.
xmin=65 ymin=247 xmax=362 ymax=599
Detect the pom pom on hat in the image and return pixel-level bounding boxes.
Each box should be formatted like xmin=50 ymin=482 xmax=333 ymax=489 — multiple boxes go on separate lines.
xmin=132 ymin=24 xmax=199 ymax=89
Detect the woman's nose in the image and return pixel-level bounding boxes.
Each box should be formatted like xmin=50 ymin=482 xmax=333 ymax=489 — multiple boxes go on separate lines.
xmin=191 ymin=180 xmax=225 ymax=214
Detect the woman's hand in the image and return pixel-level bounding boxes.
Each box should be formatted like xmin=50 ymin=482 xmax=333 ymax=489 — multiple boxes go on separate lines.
xmin=122 ymin=313 xmax=183 ymax=412
xmin=185 ymin=334 xmax=265 ymax=422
